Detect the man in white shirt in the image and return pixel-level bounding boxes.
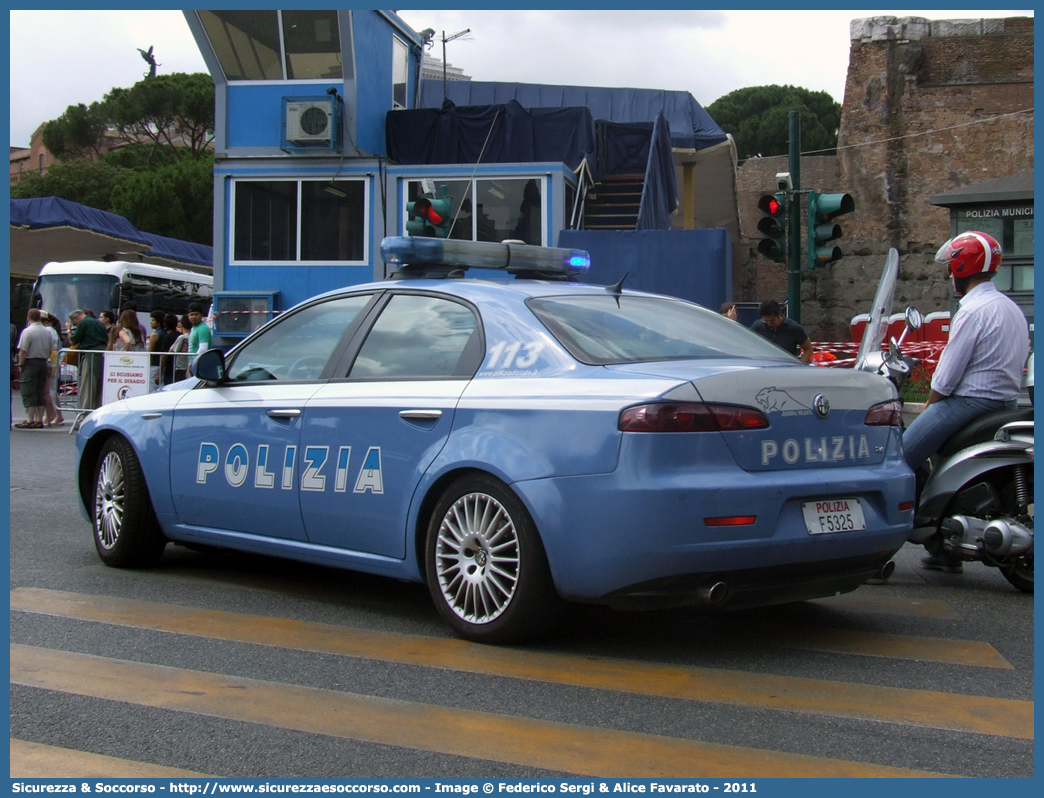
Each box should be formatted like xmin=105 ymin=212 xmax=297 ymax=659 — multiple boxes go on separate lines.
xmin=902 ymin=232 xmax=1029 ymax=572
xmin=15 ymin=309 xmax=56 ymax=429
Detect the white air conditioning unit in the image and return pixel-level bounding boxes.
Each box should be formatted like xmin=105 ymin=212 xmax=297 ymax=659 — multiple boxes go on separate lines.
xmin=282 ymin=96 xmax=342 ymax=150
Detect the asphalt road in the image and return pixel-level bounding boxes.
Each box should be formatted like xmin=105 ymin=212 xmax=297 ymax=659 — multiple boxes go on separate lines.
xmin=8 ymin=406 xmax=1035 ymax=780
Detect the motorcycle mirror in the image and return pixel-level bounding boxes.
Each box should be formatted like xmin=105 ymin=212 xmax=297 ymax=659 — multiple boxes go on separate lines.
xmin=905 ymin=307 xmax=923 ymax=330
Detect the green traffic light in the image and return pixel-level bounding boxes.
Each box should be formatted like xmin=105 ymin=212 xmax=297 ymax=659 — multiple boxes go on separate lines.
xmin=807 ymin=191 xmax=854 ymax=268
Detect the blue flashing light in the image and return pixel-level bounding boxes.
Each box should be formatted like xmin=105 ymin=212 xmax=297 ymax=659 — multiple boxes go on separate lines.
xmin=380 ymin=237 xmax=590 ymax=278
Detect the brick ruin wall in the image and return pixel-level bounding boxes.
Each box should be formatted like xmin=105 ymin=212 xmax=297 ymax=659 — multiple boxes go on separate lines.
xmin=734 ymin=16 xmax=1034 ymax=341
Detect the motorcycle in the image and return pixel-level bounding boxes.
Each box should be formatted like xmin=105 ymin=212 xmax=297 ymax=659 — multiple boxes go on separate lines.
xmin=855 ymin=249 xmax=1034 ymax=592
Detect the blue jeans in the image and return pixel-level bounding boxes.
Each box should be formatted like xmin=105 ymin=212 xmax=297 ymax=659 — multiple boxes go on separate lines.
xmin=902 ymin=394 xmax=1015 ymax=469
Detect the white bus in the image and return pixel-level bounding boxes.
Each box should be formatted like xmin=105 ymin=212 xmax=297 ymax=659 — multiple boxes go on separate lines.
xmin=32 ymin=261 xmax=213 ymax=332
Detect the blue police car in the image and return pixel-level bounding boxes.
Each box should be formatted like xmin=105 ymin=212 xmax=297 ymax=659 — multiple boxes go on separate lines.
xmin=77 ymin=237 xmax=914 ymax=643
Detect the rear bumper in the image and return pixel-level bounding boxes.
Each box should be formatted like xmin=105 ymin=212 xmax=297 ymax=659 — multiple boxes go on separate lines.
xmin=513 ymin=452 xmax=914 ymax=606
xmin=597 ymin=551 xmax=893 ymax=611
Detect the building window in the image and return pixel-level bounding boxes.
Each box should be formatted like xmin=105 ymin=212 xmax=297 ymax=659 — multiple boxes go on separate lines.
xmin=233 ymin=179 xmax=367 ymax=264
xmin=38 ymin=154 xmax=45 ymax=174
xmin=956 ymin=206 xmax=1033 ymax=293
xmin=392 ymin=37 xmax=409 ymax=109
xmin=199 ymin=10 xmax=343 ymax=81
xmin=404 ymin=178 xmax=544 ymax=245
xmin=282 ymin=10 xmax=342 ymax=79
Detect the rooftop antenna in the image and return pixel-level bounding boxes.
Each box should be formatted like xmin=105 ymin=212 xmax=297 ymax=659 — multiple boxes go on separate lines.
xmin=441 ymin=28 xmax=470 ymax=101
xmin=606 ymin=272 xmax=629 ymax=295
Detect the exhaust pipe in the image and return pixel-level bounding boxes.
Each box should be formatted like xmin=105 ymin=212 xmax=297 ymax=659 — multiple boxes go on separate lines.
xmin=697 ymin=581 xmax=728 ymax=606
xmin=983 ymin=519 xmax=1034 ymax=556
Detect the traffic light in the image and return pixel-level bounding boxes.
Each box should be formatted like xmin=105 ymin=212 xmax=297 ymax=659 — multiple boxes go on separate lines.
xmin=807 ymin=192 xmax=855 ymax=268
xmin=756 ymin=192 xmax=786 ymax=262
xmin=406 ymin=194 xmax=453 ymax=238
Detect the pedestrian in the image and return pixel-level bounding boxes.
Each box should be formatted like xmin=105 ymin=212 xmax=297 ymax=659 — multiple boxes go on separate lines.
xmin=902 ymin=232 xmax=1029 ymax=574
xmin=750 ymin=300 xmax=814 ymax=363
xmin=109 ymin=309 xmax=146 ymax=352
xmin=719 ymin=302 xmax=739 ymax=321
xmin=15 ymin=308 xmax=54 ymax=429
xmin=157 ymin=313 xmax=180 ymax=386
xmin=147 ymin=310 xmax=167 ymax=388
xmin=121 ymin=301 xmax=149 ymax=344
xmin=39 ymin=311 xmax=66 ymax=426
xmin=68 ymin=309 xmax=109 ymax=412
xmin=10 ymin=322 xmax=19 ymax=430
xmin=171 ymin=314 xmax=193 ymax=382
xmin=99 ymin=309 xmax=116 ymax=333
xmin=187 ymin=302 xmax=212 ymax=354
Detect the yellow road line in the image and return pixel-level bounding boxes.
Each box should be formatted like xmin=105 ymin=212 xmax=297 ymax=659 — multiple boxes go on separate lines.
xmin=10 ymin=587 xmax=1032 ymax=739
xmin=748 ymin=625 xmax=1012 ymax=668
xmin=10 ymin=738 xmax=209 ymax=778
xmin=10 ymin=644 xmax=947 ymax=779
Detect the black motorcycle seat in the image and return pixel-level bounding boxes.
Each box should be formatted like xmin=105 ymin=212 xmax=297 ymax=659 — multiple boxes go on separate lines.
xmin=937 ymin=407 xmax=1034 ymax=459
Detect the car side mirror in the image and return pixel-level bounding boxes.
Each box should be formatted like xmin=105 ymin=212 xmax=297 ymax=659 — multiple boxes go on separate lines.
xmin=194 ymin=348 xmax=227 ymax=383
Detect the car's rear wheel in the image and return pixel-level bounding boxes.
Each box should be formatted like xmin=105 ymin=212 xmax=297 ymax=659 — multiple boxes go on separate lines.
xmin=93 ymin=436 xmax=166 ymax=568
xmin=425 ymin=474 xmax=560 ymax=643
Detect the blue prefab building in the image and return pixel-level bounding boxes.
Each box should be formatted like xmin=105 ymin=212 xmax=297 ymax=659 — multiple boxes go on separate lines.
xmin=184 ymin=10 xmax=733 ymax=343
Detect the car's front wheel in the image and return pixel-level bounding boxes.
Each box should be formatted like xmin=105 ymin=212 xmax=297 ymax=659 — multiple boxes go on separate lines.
xmin=93 ymin=436 xmax=166 ymax=568
xmin=425 ymin=475 xmax=560 ymax=643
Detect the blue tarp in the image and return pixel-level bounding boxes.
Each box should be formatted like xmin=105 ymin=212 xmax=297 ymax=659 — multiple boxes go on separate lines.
xmin=387 ymin=100 xmax=594 ymax=169
xmin=636 ymin=112 xmax=678 ymax=230
xmin=138 ymin=232 xmax=214 ymax=269
xmin=10 ymin=196 xmax=151 ymax=248
xmin=557 ymin=228 xmax=733 ymax=309
xmin=10 ymin=197 xmax=213 ymax=269
xmin=419 ymin=81 xmax=727 ymax=150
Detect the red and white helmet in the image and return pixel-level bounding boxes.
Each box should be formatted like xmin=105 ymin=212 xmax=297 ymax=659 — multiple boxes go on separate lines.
xmin=934 ymin=231 xmax=1003 ymax=279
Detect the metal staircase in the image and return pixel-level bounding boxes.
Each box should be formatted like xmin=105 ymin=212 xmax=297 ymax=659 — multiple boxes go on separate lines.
xmin=582 ymin=173 xmax=645 ymax=230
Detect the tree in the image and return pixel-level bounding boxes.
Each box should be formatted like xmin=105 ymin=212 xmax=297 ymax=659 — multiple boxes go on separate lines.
xmin=26 ymin=72 xmax=217 ymax=244
xmin=707 ymin=85 xmax=841 ymax=161
xmin=41 ymin=102 xmax=109 ymax=160
xmin=10 ymin=159 xmax=135 ymax=212
xmin=110 ymin=153 xmax=215 ymax=245
xmin=104 ymin=72 xmax=215 ymax=166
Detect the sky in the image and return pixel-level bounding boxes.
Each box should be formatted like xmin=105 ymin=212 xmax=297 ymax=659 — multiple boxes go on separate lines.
xmin=8 ymin=8 xmax=1034 ymax=147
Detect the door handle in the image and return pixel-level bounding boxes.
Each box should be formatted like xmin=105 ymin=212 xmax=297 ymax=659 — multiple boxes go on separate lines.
xmin=267 ymin=409 xmax=302 ymax=419
xmin=399 ymin=410 xmax=443 ymax=421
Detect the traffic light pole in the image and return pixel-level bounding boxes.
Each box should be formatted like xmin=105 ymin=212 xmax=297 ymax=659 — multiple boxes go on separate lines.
xmin=786 ymin=110 xmax=802 ymax=324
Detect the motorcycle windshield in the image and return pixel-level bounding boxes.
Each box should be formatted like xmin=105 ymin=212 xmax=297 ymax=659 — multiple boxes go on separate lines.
xmin=855 ymin=248 xmax=899 ymax=371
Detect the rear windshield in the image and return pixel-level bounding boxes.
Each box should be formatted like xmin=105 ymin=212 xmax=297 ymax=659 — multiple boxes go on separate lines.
xmin=528 ymin=295 xmax=796 ymax=365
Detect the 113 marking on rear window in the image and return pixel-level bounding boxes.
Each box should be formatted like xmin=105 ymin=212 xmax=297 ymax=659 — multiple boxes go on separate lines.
xmin=485 ymin=340 xmax=544 ymax=371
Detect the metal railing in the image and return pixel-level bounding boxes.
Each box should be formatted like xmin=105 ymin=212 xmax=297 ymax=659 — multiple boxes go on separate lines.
xmin=56 ymin=347 xmax=195 ymax=431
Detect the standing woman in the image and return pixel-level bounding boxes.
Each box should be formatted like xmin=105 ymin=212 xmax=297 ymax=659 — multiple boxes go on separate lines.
xmin=147 ymin=310 xmax=167 ymax=387
xmin=170 ymin=314 xmax=193 ymax=382
xmin=157 ymin=313 xmax=180 ymax=386
xmin=39 ymin=311 xmax=66 ymax=426
xmin=109 ymin=309 xmax=146 ymax=352
xmin=99 ymin=310 xmax=116 ymax=339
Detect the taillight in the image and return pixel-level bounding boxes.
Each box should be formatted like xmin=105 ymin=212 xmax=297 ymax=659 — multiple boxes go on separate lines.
xmin=704 ymin=515 xmax=757 ymax=526
xmin=865 ymin=399 xmax=903 ymax=426
xmin=619 ymin=402 xmax=769 ymax=432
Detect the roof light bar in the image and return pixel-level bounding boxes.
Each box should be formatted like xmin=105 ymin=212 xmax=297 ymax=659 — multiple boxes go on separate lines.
xmin=381 ymin=237 xmax=590 ymax=279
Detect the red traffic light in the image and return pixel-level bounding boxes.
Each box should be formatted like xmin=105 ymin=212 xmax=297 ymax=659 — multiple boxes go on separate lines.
xmin=412 ymin=198 xmax=444 ymax=225
xmin=757 ymin=194 xmax=783 ymax=217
